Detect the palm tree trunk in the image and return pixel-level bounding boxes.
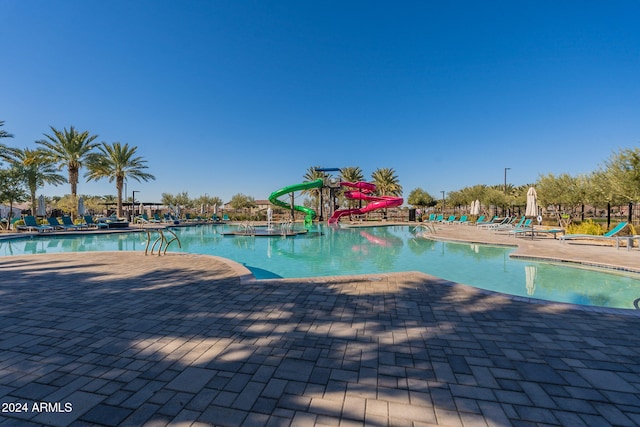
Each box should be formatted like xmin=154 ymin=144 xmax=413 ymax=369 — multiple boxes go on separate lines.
xmin=116 ymin=177 xmax=124 ymax=218
xmin=69 ymin=166 xmax=79 ymax=197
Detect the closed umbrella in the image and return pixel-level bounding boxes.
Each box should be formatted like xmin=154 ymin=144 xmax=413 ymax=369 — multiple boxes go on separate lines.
xmin=470 ymin=199 xmax=481 ymax=216
xmin=37 ymin=195 xmax=47 ymax=217
xmin=525 ymin=187 xmax=538 ymax=240
xmin=525 ymin=187 xmax=538 ymax=217
xmin=77 ymin=197 xmax=86 ymax=216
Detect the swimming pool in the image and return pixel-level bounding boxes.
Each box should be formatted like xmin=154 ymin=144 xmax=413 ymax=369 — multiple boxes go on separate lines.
xmin=2 ymin=224 xmax=640 ymax=309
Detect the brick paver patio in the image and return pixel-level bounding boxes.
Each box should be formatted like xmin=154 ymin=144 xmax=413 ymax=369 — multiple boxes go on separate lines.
xmin=1 ymin=225 xmax=640 ymax=426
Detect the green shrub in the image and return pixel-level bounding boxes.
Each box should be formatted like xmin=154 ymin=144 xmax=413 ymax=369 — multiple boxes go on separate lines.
xmin=566 ymin=219 xmax=604 ymax=236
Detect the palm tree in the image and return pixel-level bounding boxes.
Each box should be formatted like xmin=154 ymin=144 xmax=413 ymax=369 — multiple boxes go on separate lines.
xmin=339 ymin=166 xmax=364 ymax=184
xmin=85 ymin=142 xmax=155 ymax=218
xmin=0 ymin=121 xmax=15 ymax=166
xmin=302 ymin=166 xmax=327 ymax=214
xmin=3 ymin=148 xmax=66 ymax=214
xmin=371 ymin=167 xmax=402 ymax=197
xmin=339 ymin=166 xmax=365 ymax=210
xmin=37 ymin=126 xmax=99 ymax=197
xmin=371 ymin=167 xmax=402 ymax=219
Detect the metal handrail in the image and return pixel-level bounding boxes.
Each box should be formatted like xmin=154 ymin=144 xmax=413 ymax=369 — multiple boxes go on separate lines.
xmin=144 ymin=228 xmax=182 ymax=256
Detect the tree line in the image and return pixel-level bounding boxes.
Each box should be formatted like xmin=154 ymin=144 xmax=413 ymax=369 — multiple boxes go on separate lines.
xmin=297 ymin=148 xmax=640 ymax=223
xmin=0 ymin=121 xmax=154 ymax=218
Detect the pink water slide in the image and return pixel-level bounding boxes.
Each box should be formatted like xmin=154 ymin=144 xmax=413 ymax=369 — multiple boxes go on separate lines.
xmin=327 ymin=181 xmax=403 ymax=224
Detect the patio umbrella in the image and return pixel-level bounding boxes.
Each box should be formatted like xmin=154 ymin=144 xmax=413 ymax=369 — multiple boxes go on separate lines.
xmin=470 ymin=200 xmax=481 ymax=216
xmin=139 ymin=202 xmax=145 ymax=216
xmin=525 ymin=187 xmax=538 ymax=217
xmin=77 ymin=197 xmax=86 ymax=216
xmin=37 ymin=195 xmax=47 ymax=217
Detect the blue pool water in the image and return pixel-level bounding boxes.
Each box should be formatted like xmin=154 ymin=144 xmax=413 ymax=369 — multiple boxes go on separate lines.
xmin=2 ymin=224 xmax=640 ymax=309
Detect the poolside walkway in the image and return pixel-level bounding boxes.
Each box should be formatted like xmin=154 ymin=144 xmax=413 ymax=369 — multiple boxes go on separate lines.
xmin=1 ymin=224 xmax=640 ymax=426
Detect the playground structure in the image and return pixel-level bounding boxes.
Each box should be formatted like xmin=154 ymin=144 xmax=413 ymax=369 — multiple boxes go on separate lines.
xmin=268 ymin=178 xmax=324 ymax=228
xmin=268 ymin=170 xmax=403 ymax=227
xmin=327 ymin=181 xmax=403 ymax=224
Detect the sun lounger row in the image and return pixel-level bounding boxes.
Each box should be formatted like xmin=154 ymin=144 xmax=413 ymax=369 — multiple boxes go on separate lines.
xmin=15 ymin=215 xmax=131 ymax=232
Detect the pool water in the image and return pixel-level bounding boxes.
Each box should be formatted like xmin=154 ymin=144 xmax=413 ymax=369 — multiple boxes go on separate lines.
xmin=2 ymin=224 xmax=640 ymax=310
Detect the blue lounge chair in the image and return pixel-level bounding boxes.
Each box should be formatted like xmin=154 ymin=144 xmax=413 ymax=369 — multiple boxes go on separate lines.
xmin=423 ymin=213 xmax=436 ymax=222
xmin=83 ymin=215 xmax=103 ymax=229
xmin=453 ymin=215 xmax=469 ymax=225
xmin=62 ymin=215 xmax=88 ymax=230
xmin=477 ymin=216 xmax=512 ymax=230
xmin=472 ymin=215 xmax=486 ymax=225
xmin=430 ymin=214 xmax=443 ymax=223
xmin=441 ymin=215 xmax=457 ymax=224
xmin=494 ymin=216 xmax=526 ymax=232
xmin=476 ymin=215 xmax=498 ymax=226
xmin=48 ymin=216 xmax=83 ymax=231
xmin=560 ymin=222 xmax=629 ymax=248
xmin=17 ymin=215 xmax=54 ymax=232
xmin=506 ymin=219 xmax=535 ymax=236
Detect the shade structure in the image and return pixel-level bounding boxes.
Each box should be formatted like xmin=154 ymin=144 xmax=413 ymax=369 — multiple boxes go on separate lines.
xmin=37 ymin=195 xmax=47 ymax=216
xmin=77 ymin=197 xmax=86 ymax=216
xmin=525 ymin=187 xmax=538 ymax=217
xmin=470 ymin=199 xmax=481 ymax=216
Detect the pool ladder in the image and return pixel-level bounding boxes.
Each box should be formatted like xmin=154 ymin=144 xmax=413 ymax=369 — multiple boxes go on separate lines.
xmin=144 ymin=229 xmax=182 ymax=256
xmin=238 ymin=222 xmax=256 ymax=235
xmin=412 ymin=223 xmax=436 ymax=237
xmin=279 ymin=220 xmax=293 ymax=235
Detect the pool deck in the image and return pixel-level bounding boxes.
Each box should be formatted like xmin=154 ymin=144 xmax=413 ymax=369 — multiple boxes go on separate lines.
xmin=1 ymin=222 xmax=640 ymax=426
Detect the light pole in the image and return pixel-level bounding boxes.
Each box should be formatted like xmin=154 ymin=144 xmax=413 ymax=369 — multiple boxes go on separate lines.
xmin=441 ymin=191 xmax=445 ymax=213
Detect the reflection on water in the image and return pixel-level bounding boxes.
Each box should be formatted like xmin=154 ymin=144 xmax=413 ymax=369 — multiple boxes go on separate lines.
xmin=2 ymin=224 xmax=640 ymax=309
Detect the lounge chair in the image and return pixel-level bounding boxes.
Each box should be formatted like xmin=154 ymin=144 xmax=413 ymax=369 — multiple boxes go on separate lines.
xmin=559 ymin=222 xmax=630 ymax=248
xmin=494 ymin=216 xmax=526 ymax=232
xmin=223 ymin=214 xmax=230 ymax=221
xmin=453 ymin=215 xmax=469 ymax=225
xmin=505 ymin=219 xmax=535 ymax=236
xmin=48 ymin=216 xmax=84 ymax=231
xmin=136 ymin=213 xmax=160 ymax=224
xmin=423 ymin=213 xmax=436 ymax=222
xmin=616 ymin=235 xmax=640 ymax=251
xmin=476 ymin=215 xmax=498 ymax=226
xmin=441 ymin=215 xmax=457 ymax=224
xmin=471 ymin=215 xmax=486 ymax=225
xmin=512 ymin=227 xmax=565 ymax=239
xmin=62 ymin=215 xmax=88 ymax=230
xmin=83 ymin=215 xmax=102 ymax=229
xmin=477 ymin=216 xmax=512 ymax=230
xmin=135 ymin=214 xmax=149 ymax=224
xmin=429 ymin=214 xmax=443 ymax=223
xmin=17 ymin=215 xmax=54 ymax=233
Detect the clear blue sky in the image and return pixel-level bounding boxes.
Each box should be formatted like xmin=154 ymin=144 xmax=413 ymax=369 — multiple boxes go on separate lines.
xmin=2 ymin=1 xmax=639 ymax=204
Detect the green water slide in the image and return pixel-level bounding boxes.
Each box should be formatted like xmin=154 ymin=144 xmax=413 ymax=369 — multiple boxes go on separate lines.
xmin=268 ymin=179 xmax=324 ymax=227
